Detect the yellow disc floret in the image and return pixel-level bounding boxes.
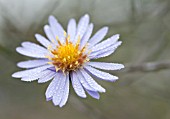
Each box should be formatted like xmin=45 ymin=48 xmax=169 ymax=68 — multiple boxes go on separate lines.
xmin=47 ymin=34 xmax=89 ymax=73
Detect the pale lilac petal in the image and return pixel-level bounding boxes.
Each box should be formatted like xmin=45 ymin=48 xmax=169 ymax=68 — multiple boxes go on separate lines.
xmin=44 ymin=25 xmax=55 ymax=42
xmin=76 ymin=70 xmax=95 ymax=91
xmin=48 ymin=16 xmax=65 ymax=44
xmin=73 ymin=14 xmax=89 ymax=43
xmin=84 ymin=65 xmax=118 ymax=82
xmin=35 ymin=34 xmax=51 ymax=48
xmin=67 ymin=19 xmax=76 ymax=42
xmin=12 ymin=65 xmax=52 ymax=78
xmin=48 ymin=15 xmax=58 ymax=27
xmin=17 ymin=59 xmax=48 ymax=68
xmin=85 ymin=89 xmax=100 ymax=99
xmin=16 ymin=47 xmax=47 ymax=58
xmin=89 ymin=41 xmax=122 ymax=59
xmin=79 ymin=69 xmax=106 ymax=93
xmin=80 ymin=23 xmax=93 ymax=48
xmin=38 ymin=71 xmax=56 ymax=83
xmin=88 ymin=27 xmax=108 ymax=46
xmin=21 ymin=69 xmax=52 ymax=82
xmin=21 ymin=42 xmax=48 ymax=52
xmin=45 ymin=72 xmax=61 ymax=100
xmin=52 ymin=73 xmax=67 ymax=106
xmin=59 ymin=75 xmax=70 ymax=107
xmin=71 ymin=72 xmax=86 ymax=98
xmin=90 ymin=50 xmax=115 ymax=59
xmin=91 ymin=34 xmax=119 ymax=52
xmin=86 ymin=62 xmax=124 ymax=70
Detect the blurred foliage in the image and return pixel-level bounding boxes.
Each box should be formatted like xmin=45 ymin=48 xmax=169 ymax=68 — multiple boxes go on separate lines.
xmin=0 ymin=0 xmax=170 ymax=119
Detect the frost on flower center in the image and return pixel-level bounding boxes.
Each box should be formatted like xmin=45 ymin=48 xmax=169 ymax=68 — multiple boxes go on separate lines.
xmin=47 ymin=35 xmax=89 ymax=72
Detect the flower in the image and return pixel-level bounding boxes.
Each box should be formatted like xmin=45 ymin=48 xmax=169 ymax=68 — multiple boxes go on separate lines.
xmin=12 ymin=14 xmax=124 ymax=107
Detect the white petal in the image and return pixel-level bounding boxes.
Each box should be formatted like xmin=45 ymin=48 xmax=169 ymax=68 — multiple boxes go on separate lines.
xmin=88 ymin=27 xmax=108 ymax=46
xmin=44 ymin=25 xmax=55 ymax=42
xmin=80 ymin=23 xmax=93 ymax=48
xmin=76 ymin=70 xmax=95 ymax=91
xmin=45 ymin=72 xmax=61 ymax=100
xmin=89 ymin=41 xmax=122 ymax=59
xmin=17 ymin=59 xmax=48 ymax=68
xmin=12 ymin=65 xmax=52 ymax=78
xmin=86 ymin=89 xmax=100 ymax=99
xmin=73 ymin=14 xmax=89 ymax=43
xmin=16 ymin=47 xmax=47 ymax=58
xmin=21 ymin=69 xmax=52 ymax=82
xmin=21 ymin=42 xmax=48 ymax=52
xmin=79 ymin=69 xmax=105 ymax=93
xmin=48 ymin=16 xmax=58 ymax=27
xmin=67 ymin=19 xmax=76 ymax=42
xmin=52 ymin=73 xmax=67 ymax=106
xmin=59 ymin=74 xmax=70 ymax=107
xmin=92 ymin=34 xmax=119 ymax=52
xmin=84 ymin=65 xmax=118 ymax=82
xmin=71 ymin=72 xmax=86 ymax=98
xmin=35 ymin=34 xmax=51 ymax=48
xmin=87 ymin=62 xmax=124 ymax=70
xmin=38 ymin=71 xmax=56 ymax=83
xmin=48 ymin=16 xmax=65 ymax=44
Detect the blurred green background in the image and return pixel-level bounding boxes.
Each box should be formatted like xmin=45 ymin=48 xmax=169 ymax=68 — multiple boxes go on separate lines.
xmin=0 ymin=0 xmax=170 ymax=119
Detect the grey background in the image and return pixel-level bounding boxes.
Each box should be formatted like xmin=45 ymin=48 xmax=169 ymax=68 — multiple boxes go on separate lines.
xmin=0 ymin=0 xmax=170 ymax=119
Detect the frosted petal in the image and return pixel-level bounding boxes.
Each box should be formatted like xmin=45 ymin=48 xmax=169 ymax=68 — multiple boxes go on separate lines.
xmin=79 ymin=69 xmax=105 ymax=93
xmin=88 ymin=27 xmax=108 ymax=46
xmin=87 ymin=62 xmax=124 ymax=70
xmin=92 ymin=34 xmax=119 ymax=52
xmin=35 ymin=34 xmax=51 ymax=48
xmin=84 ymin=65 xmax=118 ymax=82
xmin=48 ymin=16 xmax=65 ymax=43
xmin=80 ymin=23 xmax=93 ymax=48
xmin=67 ymin=19 xmax=76 ymax=42
xmin=89 ymin=41 xmax=122 ymax=59
xmin=52 ymin=73 xmax=67 ymax=106
xmin=45 ymin=72 xmax=61 ymax=100
xmin=21 ymin=42 xmax=48 ymax=52
xmin=16 ymin=47 xmax=47 ymax=58
xmin=48 ymin=16 xmax=58 ymax=27
xmin=76 ymin=71 xmax=95 ymax=91
xmin=59 ymin=74 xmax=70 ymax=107
xmin=44 ymin=25 xmax=55 ymax=42
xmin=71 ymin=72 xmax=86 ymax=98
xmin=86 ymin=89 xmax=100 ymax=99
xmin=38 ymin=71 xmax=56 ymax=83
xmin=17 ymin=59 xmax=48 ymax=68
xmin=73 ymin=14 xmax=89 ymax=43
xmin=21 ymin=69 xmax=52 ymax=82
xmin=12 ymin=65 xmax=52 ymax=78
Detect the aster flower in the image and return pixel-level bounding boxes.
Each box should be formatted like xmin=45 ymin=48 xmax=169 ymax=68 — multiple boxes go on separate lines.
xmin=12 ymin=14 xmax=124 ymax=107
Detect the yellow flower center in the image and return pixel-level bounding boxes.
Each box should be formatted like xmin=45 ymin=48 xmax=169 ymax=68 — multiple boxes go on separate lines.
xmin=47 ymin=34 xmax=89 ymax=72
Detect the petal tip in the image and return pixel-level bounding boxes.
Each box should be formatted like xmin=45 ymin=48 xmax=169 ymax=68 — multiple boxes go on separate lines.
xmin=16 ymin=62 xmax=21 ymax=67
xmin=44 ymin=25 xmax=50 ymax=30
xmin=84 ymin=14 xmax=89 ymax=18
xmin=46 ymin=97 xmax=52 ymax=101
xmin=103 ymin=89 xmax=106 ymax=93
xmin=35 ymin=34 xmax=39 ymax=38
xmin=59 ymin=103 xmax=66 ymax=108
xmin=122 ymin=64 xmax=125 ymax=68
xmin=115 ymin=34 xmax=120 ymax=39
xmin=104 ymin=26 xmax=109 ymax=31
xmin=48 ymin=15 xmax=57 ymax=21
xmin=11 ymin=72 xmax=18 ymax=78
xmin=82 ymin=95 xmax=87 ymax=98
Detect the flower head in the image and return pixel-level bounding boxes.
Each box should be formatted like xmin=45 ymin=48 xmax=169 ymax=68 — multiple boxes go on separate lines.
xmin=12 ymin=14 xmax=124 ymax=107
